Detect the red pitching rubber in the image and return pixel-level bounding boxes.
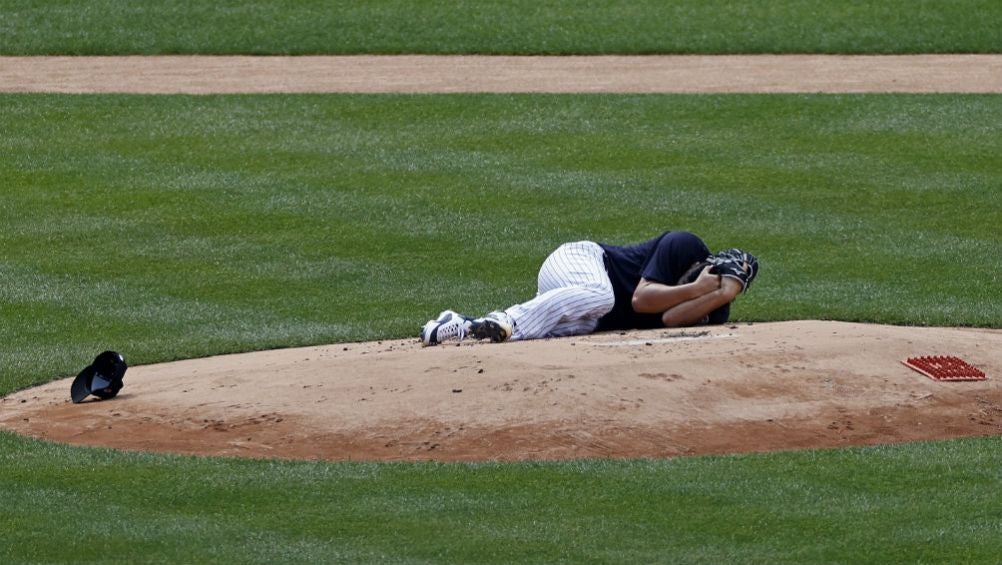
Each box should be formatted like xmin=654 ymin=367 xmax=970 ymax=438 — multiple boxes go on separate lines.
xmin=902 ymin=355 xmax=987 ymax=381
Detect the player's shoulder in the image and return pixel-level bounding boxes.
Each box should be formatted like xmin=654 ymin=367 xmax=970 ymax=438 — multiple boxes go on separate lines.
xmin=657 ymin=230 xmax=708 ymax=249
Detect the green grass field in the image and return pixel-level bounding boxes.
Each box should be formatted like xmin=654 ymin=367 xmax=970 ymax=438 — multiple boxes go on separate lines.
xmin=4 ymin=1 xmax=1002 ymax=561
xmin=1 ymin=0 xmax=1000 ymax=55
xmin=3 ymin=433 xmax=1001 ymax=565
xmin=2 ymin=92 xmax=1001 ymax=564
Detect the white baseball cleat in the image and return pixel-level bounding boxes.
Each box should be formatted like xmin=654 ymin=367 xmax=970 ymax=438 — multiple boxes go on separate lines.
xmin=420 ymin=310 xmax=473 ymax=346
xmin=470 ymin=311 xmax=514 ymax=343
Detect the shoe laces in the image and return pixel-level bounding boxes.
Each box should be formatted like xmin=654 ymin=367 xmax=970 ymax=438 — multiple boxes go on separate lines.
xmin=437 ymin=316 xmax=469 ymax=341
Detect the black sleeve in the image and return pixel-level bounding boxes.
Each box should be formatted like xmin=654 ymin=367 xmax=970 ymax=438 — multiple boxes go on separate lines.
xmin=704 ymin=303 xmax=730 ymax=325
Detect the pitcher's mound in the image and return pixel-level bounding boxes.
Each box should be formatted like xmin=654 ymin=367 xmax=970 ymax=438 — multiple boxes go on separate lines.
xmin=2 ymin=321 xmax=1000 ymax=461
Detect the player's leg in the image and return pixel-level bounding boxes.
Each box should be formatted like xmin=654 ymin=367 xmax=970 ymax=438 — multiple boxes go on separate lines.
xmin=426 ymin=241 xmax=614 ymax=345
xmin=499 ymin=241 xmax=614 ymax=341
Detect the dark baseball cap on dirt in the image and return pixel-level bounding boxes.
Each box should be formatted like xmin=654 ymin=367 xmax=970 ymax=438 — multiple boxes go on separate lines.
xmin=71 ymin=351 xmax=127 ymax=403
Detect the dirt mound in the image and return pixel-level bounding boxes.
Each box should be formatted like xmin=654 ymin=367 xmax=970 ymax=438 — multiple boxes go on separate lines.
xmin=2 ymin=321 xmax=999 ymax=461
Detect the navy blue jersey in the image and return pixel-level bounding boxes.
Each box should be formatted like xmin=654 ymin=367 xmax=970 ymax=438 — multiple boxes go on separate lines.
xmin=596 ymin=231 xmax=729 ymax=330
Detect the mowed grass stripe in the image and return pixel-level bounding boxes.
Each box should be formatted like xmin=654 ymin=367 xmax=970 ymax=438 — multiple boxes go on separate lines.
xmin=0 ymin=0 xmax=999 ymax=55
xmin=2 ymin=433 xmax=1000 ymax=564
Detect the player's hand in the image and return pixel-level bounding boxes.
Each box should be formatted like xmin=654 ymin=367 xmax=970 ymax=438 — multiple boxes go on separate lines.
xmin=694 ymin=265 xmax=721 ymax=293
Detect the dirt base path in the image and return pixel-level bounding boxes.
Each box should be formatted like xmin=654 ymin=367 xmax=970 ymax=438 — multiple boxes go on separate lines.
xmin=2 ymin=55 xmax=1000 ymax=94
xmin=3 ymin=322 xmax=1000 ymax=461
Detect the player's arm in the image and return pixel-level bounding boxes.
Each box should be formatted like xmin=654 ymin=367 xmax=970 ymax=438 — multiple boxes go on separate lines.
xmin=631 ymin=265 xmax=719 ymax=314
xmin=661 ymin=277 xmax=742 ymax=327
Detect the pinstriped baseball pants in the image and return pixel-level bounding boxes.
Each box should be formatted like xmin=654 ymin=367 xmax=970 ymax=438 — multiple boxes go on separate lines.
xmin=505 ymin=241 xmax=615 ymax=341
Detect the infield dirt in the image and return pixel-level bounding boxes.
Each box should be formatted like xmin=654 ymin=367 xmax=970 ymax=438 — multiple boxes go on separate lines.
xmin=1 ymin=54 xmax=1000 ymax=93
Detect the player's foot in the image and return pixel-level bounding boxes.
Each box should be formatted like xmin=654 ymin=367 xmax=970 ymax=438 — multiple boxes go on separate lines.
xmin=420 ymin=310 xmax=473 ymax=346
xmin=470 ymin=311 xmax=514 ymax=343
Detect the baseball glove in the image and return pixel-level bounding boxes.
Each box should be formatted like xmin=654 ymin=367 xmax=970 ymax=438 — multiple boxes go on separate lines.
xmin=679 ymin=248 xmax=759 ymax=293
xmin=708 ymin=248 xmax=759 ymax=292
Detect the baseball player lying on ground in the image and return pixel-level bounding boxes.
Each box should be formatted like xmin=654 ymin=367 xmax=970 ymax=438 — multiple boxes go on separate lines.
xmin=420 ymin=230 xmax=758 ymax=345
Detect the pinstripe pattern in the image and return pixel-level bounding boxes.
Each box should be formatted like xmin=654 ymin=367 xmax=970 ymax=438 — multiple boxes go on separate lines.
xmin=505 ymin=241 xmax=614 ymax=341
